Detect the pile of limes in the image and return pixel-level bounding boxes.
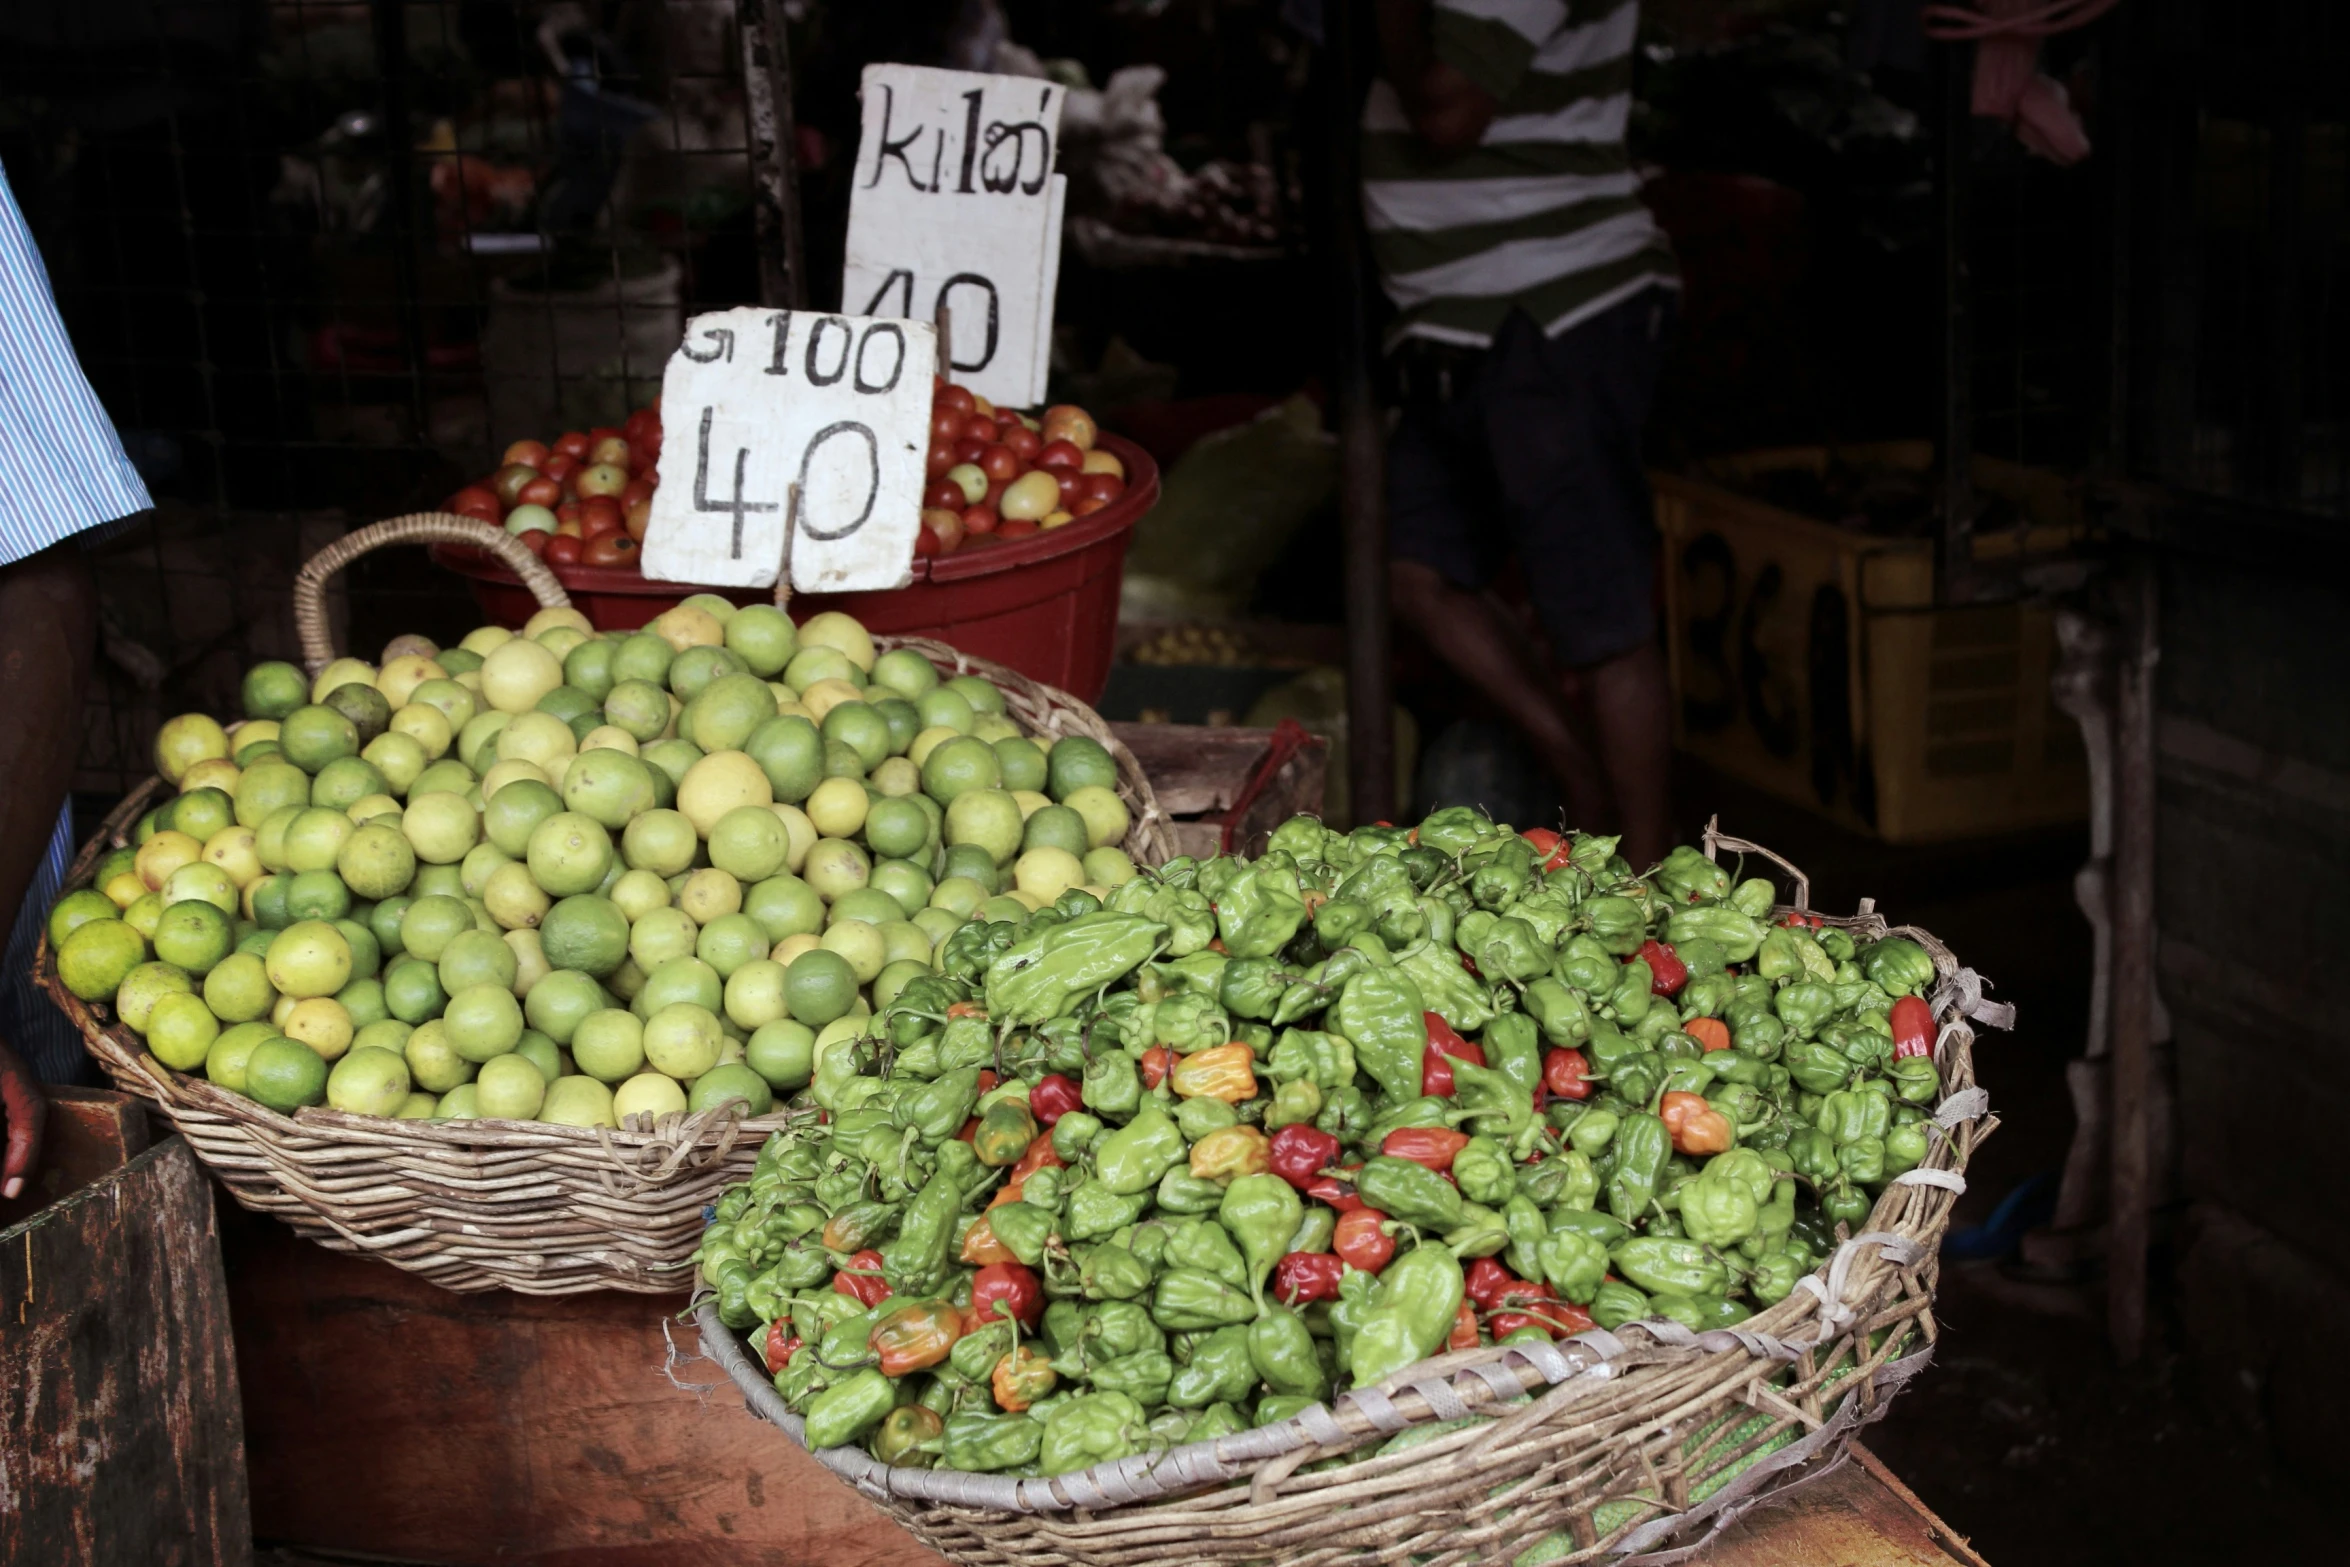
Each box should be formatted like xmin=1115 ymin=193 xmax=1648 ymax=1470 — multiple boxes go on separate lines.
xmin=49 ymin=596 xmax=1139 ymax=1128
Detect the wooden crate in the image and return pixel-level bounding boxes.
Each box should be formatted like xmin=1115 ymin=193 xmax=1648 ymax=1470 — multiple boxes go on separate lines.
xmin=1 ymin=1093 xmax=252 ymax=1567
xmin=1109 ymin=721 xmax=1328 ymax=858
xmin=1656 ymin=443 xmax=2089 ymax=842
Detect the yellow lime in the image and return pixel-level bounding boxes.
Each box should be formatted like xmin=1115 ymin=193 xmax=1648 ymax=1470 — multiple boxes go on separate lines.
xmin=770 ymin=932 xmax=822 ymax=967
xmin=971 ymin=714 xmax=1020 ymax=745
xmin=617 ymin=808 xmax=695 ymax=877
xmin=114 ymin=960 xmax=194 ymax=1033
xmin=143 ymin=990 xmax=219 ymax=1071
xmin=540 ymin=1075 xmax=617 ymax=1127
xmin=326 ymin=1046 xmax=410 ymax=1114
xmin=205 ymin=1021 xmax=277 ymax=1092
xmin=336 ymin=822 xmax=417 ymax=901
xmin=181 ymin=758 xmax=241 ymax=797
xmin=561 ymin=748 xmax=655 ymax=829
xmin=613 ymin=1071 xmax=688 ymax=1124
xmin=677 ymin=867 xmax=743 ymax=925
xmin=474 ymin=1053 xmax=546 ymax=1119
xmin=785 ymin=645 xmax=858 ymax=695
xmin=410 ymin=677 xmax=480 ymax=736
xmin=642 ymin=1002 xmax=722 ymax=1078
xmin=309 ymin=657 xmax=377 ymax=704
xmin=721 ymin=959 xmax=788 ymax=1030
xmin=403 ymin=1019 xmax=473 ymax=1093
xmin=265 ymin=920 xmax=352 ymax=999
xmin=483 ymin=861 xmax=551 ymax=931
xmin=434 ymin=1084 xmax=482 ymax=1119
xmin=771 ymin=803 xmax=818 ymax=873
xmin=202 ymin=826 xmax=264 ymax=888
xmin=797 ymin=677 xmax=863 ymax=724
xmin=479 ymin=637 xmax=564 ymax=715
xmin=801 ymin=838 xmax=871 ymax=902
xmin=676 ymin=750 xmax=773 ymax=836
xmin=945 ymin=788 xmax=1024 ymax=865
xmin=797 ymin=611 xmax=875 ymax=671
xmin=1064 ymin=784 xmax=1132 ymax=849
xmin=651 ymin=602 xmax=726 ymax=653
xmin=572 ymin=1008 xmax=646 ymax=1082
xmin=161 ymin=861 xmax=239 ymax=919
xmin=378 ymin=654 xmax=446 ymax=709
xmin=1014 ymin=846 xmax=1087 ymax=904
xmin=876 ymin=920 xmax=932 ymax=970
xmin=444 ymin=983 xmax=525 ymax=1062
xmin=387 ymin=703 xmax=454 ymax=762
xmin=245 ymin=1034 xmax=330 ymax=1111
xmin=496 ymin=709 xmax=576 ymax=771
xmin=122 ymin=892 xmax=166 ymax=942
xmin=283 ymin=806 xmax=355 ymax=874
xmin=638 ymin=957 xmax=723 ymax=1018
xmin=283 ymin=996 xmax=354 ymax=1061
xmin=526 ymin=811 xmax=615 ymax=896
xmin=868 ymin=859 xmax=933 ymax=918
xmin=136 ymin=830 xmax=204 ymax=892
xmin=928 ymin=876 xmax=988 ymax=920
xmin=1083 ymin=846 xmax=1138 ymax=887
xmin=155 ymin=712 xmax=231 ymax=784
xmin=392 ymin=1090 xmax=438 ymax=1119
xmin=610 ymin=868 xmax=671 ymax=924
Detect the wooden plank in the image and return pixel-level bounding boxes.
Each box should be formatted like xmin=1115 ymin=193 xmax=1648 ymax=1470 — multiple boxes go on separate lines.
xmin=2 ymin=1135 xmax=252 ymax=1567
xmin=1112 ymin=723 xmax=1290 ymax=816
xmin=1706 ymin=1444 xmax=1989 ymax=1567
xmin=0 ymin=1083 xmax=152 ymax=1230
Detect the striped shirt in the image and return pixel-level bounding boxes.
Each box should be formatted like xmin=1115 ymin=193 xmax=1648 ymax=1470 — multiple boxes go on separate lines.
xmin=1364 ymin=0 xmax=1676 ymax=349
xmin=0 ymin=158 xmax=153 ymax=1083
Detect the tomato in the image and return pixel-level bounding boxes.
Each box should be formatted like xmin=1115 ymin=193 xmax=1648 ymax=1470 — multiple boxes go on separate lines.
xmin=943 ymin=463 xmax=989 ymax=506
xmin=926 ymin=438 xmax=956 ymax=478
xmin=924 ymin=478 xmax=966 ymax=512
xmin=623 ymin=497 xmax=652 ymax=541
xmin=580 ymin=497 xmax=624 ymax=538
xmin=554 ymin=430 xmax=592 ymax=459
xmin=997 ymin=518 xmax=1039 ymax=539
xmin=1042 ymin=405 xmax=1097 ymax=450
xmin=541 ymin=451 xmax=580 ymax=484
xmin=1080 ymin=448 xmax=1125 ymax=478
xmin=936 ymin=383 xmax=975 ymax=417
xmin=1079 ymin=472 xmax=1126 ymax=505
xmin=1037 ymin=439 xmax=1083 ymax=472
xmin=961 ymin=503 xmax=999 ymax=536
xmin=1042 ymin=509 xmax=1074 ymax=529
xmin=623 ymin=407 xmax=658 ymax=439
xmin=501 ymin=439 xmax=550 ymax=469
xmin=955 ymin=414 xmax=993 ymax=447
xmin=518 ymin=475 xmax=563 ymax=509
xmin=620 ymin=477 xmax=656 ymax=508
xmin=952 ymin=437 xmax=988 ymax=466
xmin=516 ymin=527 xmax=551 ymax=557
xmin=978 ymin=443 xmax=1020 ymax=482
xmin=912 ymin=522 xmax=941 ymax=556
xmin=583 ymin=533 xmax=639 ymax=568
xmin=1071 ymin=493 xmax=1109 ymax=517
xmin=1054 ymin=470 xmax=1084 ymax=507
xmin=1000 ymin=470 xmax=1061 ymax=522
xmin=489 ymin=463 xmax=539 ymax=507
xmin=544 ymin=533 xmax=584 ymax=565
xmin=627 ymin=439 xmax=659 ymax=473
xmin=575 ymin=462 xmax=629 ymax=499
xmin=1003 ymin=425 xmax=1042 ymax=462
xmin=922 ymin=507 xmax=966 ymax=553
xmin=448 ymin=485 xmax=504 ymax=524
xmin=505 ymin=503 xmax=557 ymax=536
xmin=930 ymin=406 xmax=963 ymax=443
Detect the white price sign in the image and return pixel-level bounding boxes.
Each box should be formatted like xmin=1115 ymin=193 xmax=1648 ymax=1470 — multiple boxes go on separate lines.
xmin=639 ymin=306 xmax=937 ymax=593
xmin=843 ymin=64 xmax=1067 ymax=410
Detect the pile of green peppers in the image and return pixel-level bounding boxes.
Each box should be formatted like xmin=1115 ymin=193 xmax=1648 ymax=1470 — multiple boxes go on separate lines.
xmin=695 ymin=810 xmax=1948 ymax=1479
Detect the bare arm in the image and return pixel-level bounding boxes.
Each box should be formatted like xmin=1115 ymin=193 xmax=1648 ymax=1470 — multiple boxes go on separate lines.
xmin=0 ymin=540 xmax=98 ymax=1196
xmin=1375 ymin=0 xmax=1499 ymax=153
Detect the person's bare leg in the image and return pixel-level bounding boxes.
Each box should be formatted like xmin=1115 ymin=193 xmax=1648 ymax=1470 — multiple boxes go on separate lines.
xmin=1587 ymin=637 xmax=1673 ymax=867
xmin=1390 ymin=559 xmax=1610 ymax=827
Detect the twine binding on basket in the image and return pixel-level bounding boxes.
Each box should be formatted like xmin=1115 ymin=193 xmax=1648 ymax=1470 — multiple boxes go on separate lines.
xmin=693 ymin=825 xmax=2001 ymax=1565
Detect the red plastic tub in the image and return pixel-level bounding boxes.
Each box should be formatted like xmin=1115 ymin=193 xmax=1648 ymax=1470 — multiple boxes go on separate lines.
xmin=433 ymin=435 xmax=1157 ymax=704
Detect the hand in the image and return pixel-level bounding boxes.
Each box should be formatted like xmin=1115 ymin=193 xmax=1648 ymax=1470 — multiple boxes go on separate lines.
xmin=0 ymin=1038 xmax=44 ymax=1201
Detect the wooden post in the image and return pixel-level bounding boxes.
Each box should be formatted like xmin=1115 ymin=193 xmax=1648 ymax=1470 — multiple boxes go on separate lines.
xmin=2108 ymin=556 xmax=2158 ymax=1359
xmin=737 ymin=0 xmax=807 ymax=310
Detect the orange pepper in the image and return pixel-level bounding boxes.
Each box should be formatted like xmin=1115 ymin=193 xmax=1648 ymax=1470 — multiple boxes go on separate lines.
xmin=1447 ymin=1298 xmax=1481 ymax=1351
xmin=991 ymin=1345 xmax=1056 ymax=1412
xmin=868 ymin=1299 xmax=962 ymax=1376
xmin=946 ymin=1001 xmax=988 ymax=1019
xmin=1140 ymin=1045 xmax=1178 ymax=1089
xmin=1189 ymin=1125 xmax=1271 ymax=1181
xmin=987 ymin=1182 xmax=1025 ymax=1209
xmin=1684 ymin=1017 xmax=1732 ymax=1053
xmin=1170 ymin=1042 xmax=1257 ymax=1103
xmin=1009 ymin=1131 xmax=1063 ymax=1184
xmin=1659 ymin=1090 xmax=1734 ymax=1156
xmin=959 ymin=1215 xmax=1018 ymax=1266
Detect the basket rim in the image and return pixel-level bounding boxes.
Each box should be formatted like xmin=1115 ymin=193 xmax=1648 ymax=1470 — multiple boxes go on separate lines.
xmin=688 ymin=821 xmax=2002 ymax=1536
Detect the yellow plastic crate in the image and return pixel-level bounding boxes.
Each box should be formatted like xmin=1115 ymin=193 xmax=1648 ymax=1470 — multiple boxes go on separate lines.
xmin=1656 ymin=443 xmax=2089 ymax=842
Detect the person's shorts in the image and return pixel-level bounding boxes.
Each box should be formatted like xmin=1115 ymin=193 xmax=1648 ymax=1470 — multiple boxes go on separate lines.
xmin=1387 ymin=289 xmax=1675 ymax=668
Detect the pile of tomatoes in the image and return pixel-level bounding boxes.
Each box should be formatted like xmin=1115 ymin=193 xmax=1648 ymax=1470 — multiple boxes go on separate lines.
xmin=443 ymin=381 xmax=1126 ymax=571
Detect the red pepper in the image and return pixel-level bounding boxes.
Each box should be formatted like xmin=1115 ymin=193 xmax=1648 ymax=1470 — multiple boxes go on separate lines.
xmin=1419 ymin=1018 xmax=1484 ymax=1096
xmin=1447 ymin=1298 xmax=1482 ymax=1351
xmin=1519 ymin=827 xmax=1572 ymax=872
xmin=976 ymin=1069 xmax=998 ymax=1093
xmin=954 ymin=1117 xmax=980 ymax=1144
xmin=1139 ymin=1045 xmax=1177 ymax=1090
xmin=1269 ymin=1124 xmax=1341 ymax=1190
xmin=1637 ymin=939 xmax=1688 ymax=996
xmin=1492 ymin=1296 xmax=1593 ymax=1340
xmin=1305 ymin=1174 xmax=1367 ymax=1213
xmin=870 ymin=1299 xmax=964 ymax=1375
xmin=832 ymin=1248 xmax=891 ymax=1307
xmin=1029 ymin=1073 xmax=1082 ymax=1126
xmin=1542 ymin=1047 xmax=1594 ymax=1101
xmin=1776 ymin=911 xmax=1823 ymax=929
xmin=1381 ymin=1126 xmax=1471 ymax=1173
xmin=1464 ymin=1256 xmax=1518 ymax=1309
xmin=762 ymin=1324 xmax=802 ymax=1374
xmin=1009 ymin=1132 xmax=1063 ymax=1184
xmin=1274 ymin=1251 xmax=1345 ymax=1305
xmin=946 ymin=1001 xmax=988 ymax=1019
xmin=1890 ymin=994 xmax=1935 ymax=1060
xmin=1684 ymin=1017 xmax=1732 ymax=1053
xmin=970 ymin=1260 xmax=1045 ymax=1328
xmin=1333 ymin=1207 xmax=1395 ymax=1272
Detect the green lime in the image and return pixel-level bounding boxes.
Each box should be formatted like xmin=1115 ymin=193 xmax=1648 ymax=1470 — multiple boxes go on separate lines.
xmin=822 ymin=702 xmax=893 ymax=772
xmin=827 ymin=887 xmax=903 ymax=929
xmin=912 ymin=906 xmax=961 ymax=949
xmin=324 ymin=682 xmax=394 ymax=745
xmin=524 ymin=968 xmax=607 ymax=1044
xmin=534 ymin=683 xmax=599 ymax=728
xmin=410 ymin=759 xmax=478 ymax=802
xmin=144 ymin=991 xmax=219 ymax=1071
xmin=722 ymin=958 xmax=787 ymax=1030
xmin=615 ymin=808 xmax=693 ymax=878
xmin=744 ymin=1019 xmax=815 ymax=1091
xmin=564 ymin=638 xmax=619 ymax=702
xmin=403 ymin=1020 xmax=471 ymax=1093
xmin=876 ymin=921 xmax=933 ymax=970
xmin=309 ymin=755 xmax=385 ymax=812
xmin=399 ymin=895 xmax=475 ymax=964
xmin=539 ymin=1075 xmax=616 ymax=1127
xmin=862 ymin=796 xmax=931 ymax=861
xmin=744 ymin=714 xmax=824 ymax=805
xmin=610 ymin=630 xmax=676 ymax=688
xmin=438 ymin=927 xmax=520 ymax=994
xmin=783 ymin=948 xmax=857 ymax=1028
xmin=280 ymin=704 xmax=361 ymax=773
xmin=382 ymin=956 xmax=447 ymax=1024
xmin=742 ymin=875 xmax=825 ymax=943
xmin=819 ymin=918 xmax=885 ymax=984
xmin=685 ymin=672 xmax=779 ymax=753
xmin=724 ymin=604 xmax=798 ymax=676
xmin=434 ymin=1083 xmax=482 ymax=1119
xmin=540 ymin=895 xmax=630 ymax=977
xmin=473 ymin=1052 xmax=545 ymax=1118
xmin=687 ymin=1062 xmax=772 ymax=1117
xmin=336 ymin=976 xmax=389 ymax=1031
xmin=430 ymin=646 xmax=481 ymax=678
xmin=928 ymin=875 xmax=988 ymax=919
xmin=872 ymin=958 xmax=932 ymax=1015
xmin=526 ymin=812 xmax=615 ymax=898
xmin=334 ymin=822 xmax=415 ymax=901
xmin=249 ymin=875 xmax=292 ymax=930
xmin=152 ymin=899 xmax=233 ymax=976
xmin=637 ymin=956 xmax=723 ymax=1018
xmin=708 ymin=806 xmax=787 ymax=882
xmin=369 ymin=895 xmax=413 ymax=956
xmin=243 ymin=661 xmax=310 ymax=720
xmin=572 ymin=1008 xmax=646 ymax=1082
xmin=206 ymin=1021 xmax=277 ymax=1092
xmin=331 ymin=918 xmax=381 ymax=980
xmin=639 ymin=740 xmax=704 ymax=797
xmin=264 ymin=920 xmax=352 ymax=999
xmin=948 ymin=674 xmax=1005 ymax=717
xmin=561 ymin=749 xmax=655 ymax=830
xmin=121 ymin=892 xmax=165 ymax=943
xmin=483 ymin=778 xmax=563 ymax=858
xmin=868 ymin=859 xmax=934 ymax=919
xmin=938 ymin=842 xmax=1000 ymax=894
xmin=1022 ymin=804 xmax=1092 ymax=859
xmin=642 ymin=1002 xmax=722 ymax=1078
xmin=245 ymin=1034 xmax=330 ymax=1111
xmin=993 ymin=737 xmax=1048 ymax=794
xmin=458 ymin=714 xmax=510 ymax=775
xmin=411 ymin=863 xmax=466 ymax=901
xmin=872 ymin=698 xmax=921 ymax=757
xmin=915 ymin=686 xmax=975 ymax=735
xmin=409 ymin=677 xmax=478 ymax=733
xmin=1047 ymin=736 xmax=1119 ymax=801
xmin=978 ymin=895 xmax=1030 ymax=924
xmin=235 ymin=739 xmax=284 ymax=767
xmin=283 ymin=807 xmax=355 ymax=874
xmin=444 ymin=983 xmax=525 ymax=1062
xmin=166 ymin=787 xmax=235 ymax=844
xmin=921 ymin=735 xmax=1002 ymax=803
xmin=871 ymin=647 xmax=940 ymax=701
xmin=325 ymin=1046 xmax=410 ymax=1115
xmin=946 ymin=788 xmax=1024 ymax=866
xmin=602 ymin=679 xmax=671 ymax=745
xmin=47 ymin=887 xmax=121 ymax=951
xmin=821 ymin=738 xmax=867 ymax=781
xmin=235 ymin=758 xmax=312 ymax=830
xmin=695 ymin=913 xmax=769 ymax=979
xmin=283 ymin=870 xmax=352 ymax=924
xmin=669 ymin=644 xmax=746 ymax=704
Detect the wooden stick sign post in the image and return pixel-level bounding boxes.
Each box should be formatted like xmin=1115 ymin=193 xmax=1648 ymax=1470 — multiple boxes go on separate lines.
xmin=842 ymin=64 xmax=1067 ymax=410
xmin=638 ymin=308 xmax=938 ymax=592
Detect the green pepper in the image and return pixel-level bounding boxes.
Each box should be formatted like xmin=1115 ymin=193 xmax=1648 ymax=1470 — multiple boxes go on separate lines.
xmin=1654 ymin=845 xmax=1729 ymax=905
xmin=1522 ymin=978 xmax=1592 ymax=1045
xmin=1089 ymin=1349 xmax=1175 ymax=1405
xmin=1663 ymin=906 xmax=1765 ymax=965
xmin=1535 ymin=1227 xmax=1610 ymax=1304
xmin=1815 ymin=1089 xmax=1893 ymax=1145
xmin=1520 ymin=1148 xmax=1598 ymax=1211
xmin=1313 ymin=897 xmax=1373 ymax=949
xmin=1606 ymin=1113 xmax=1672 ymax=1224
xmin=1355 ymin=1155 xmax=1465 ymax=1231
xmin=1417 ymin=805 xmax=1497 ymax=856
xmin=1215 ymin=863 xmax=1309 ymax=960
xmin=877 ymin=1175 xmax=958 ymax=1297
xmin=1168 ymin=1324 xmax=1258 ymax=1408
xmin=1859 ymin=936 xmax=1936 ymax=996
xmin=1581 ymin=1278 xmax=1646 ymax=1331
xmin=1081 ymin=1244 xmax=1156 ymax=1301
xmin=1448 ymin=1056 xmax=1535 ymax=1142
xmin=1266 ymin=1028 xmax=1355 ymax=1092
xmin=1608 ymin=959 xmax=1655 ymax=1027
xmin=1265 ymin=1078 xmax=1323 ymax=1131
xmin=1890 ymin=1055 xmax=1940 ymax=1104
xmin=1837 ymin=1135 xmax=1887 ymax=1185
xmin=1063 ymin=1176 xmax=1150 ymax=1242
xmin=1220 ymin=1175 xmax=1303 ymax=1308
xmin=1677 ymin=973 xmax=1735 ymax=1020
xmin=1094 ymin=1103 xmax=1186 ymax=1195
xmin=1287 ymin=1206 xmax=1337 ymax=1257
xmin=950 ymin=1318 xmax=1017 ymax=1384
xmin=1482 ymin=1012 xmax=1545 ymax=1107
xmin=1051 ymin=1110 xmax=1105 ymax=1162
xmin=1038 ymin=1390 xmax=1147 ymax=1475
xmin=1165 ymin=1217 xmax=1249 ymax=1291
xmin=1328 ymin=1268 xmax=1378 ymax=1377
xmin=1503 ymin=1193 xmax=1548 ymax=1280
xmin=1152 ymin=992 xmax=1230 ymax=1054
xmin=1347 ymin=1243 xmax=1466 ymax=1387
xmin=1678 ymin=1174 xmax=1760 ymax=1249
xmin=1174 ymin=1096 xmax=1239 ymax=1145
xmin=1396 ymin=939 xmax=1495 ymax=1032
xmin=1152 ymin=1267 xmax=1261 ymax=1331
xmin=1156 ymin=1168 xmax=1229 ymax=1216
xmin=1451 ymin=1135 xmax=1517 ymax=1206
xmin=1885 ymin=1122 xmax=1929 ymax=1176
xmin=1773 ymin=981 xmax=1837 ymax=1040
xmin=1660 ymin=1057 xmax=1718 ymax=1098
xmin=1145 ymin=886 xmax=1216 ymax=958
xmin=1612 ymin=1235 xmax=1729 ymax=1297
xmin=1468 ymin=836 xmax=1535 ymax=910
xmin=1249 ymin=1303 xmax=1327 ymax=1400
xmin=942 ymin=1411 xmax=1044 ymax=1471
xmin=1334 ymin=964 xmax=1431 ymax=1106
xmin=984 ymin=913 xmax=1170 ymax=1026
xmin=1785 ymin=1038 xmax=1853 ymax=1095
xmin=1144 ymin=950 xmax=1229 ymax=1002
xmin=1081 ymin=1050 xmax=1141 ymax=1118
xmin=896 ymin=1065 xmax=982 ymax=1146
xmin=1466 ymin=915 xmax=1549 ymax=983
xmin=1444 ymin=1201 xmax=1511 ymax=1259
xmin=1554 ymin=934 xmax=1618 ymax=995
xmin=1582 ymin=895 xmax=1647 ymax=956
xmin=1608 ymin=1051 xmax=1666 ymax=1109
xmin=803 ymin=1367 xmax=897 ymax=1450
xmin=1747 ymin=1249 xmax=1808 ymax=1306
xmin=1649 ymin=1294 xmax=1751 ymax=1331
xmin=1565 ymin=1107 xmax=1619 ymax=1158
xmin=1217 ymin=957 xmax=1292 ymax=1021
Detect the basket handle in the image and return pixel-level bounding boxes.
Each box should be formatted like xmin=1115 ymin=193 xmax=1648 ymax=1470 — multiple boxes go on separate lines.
xmin=1701 ymin=813 xmax=1811 ymax=912
xmin=294 ymin=512 xmax=574 ymax=673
